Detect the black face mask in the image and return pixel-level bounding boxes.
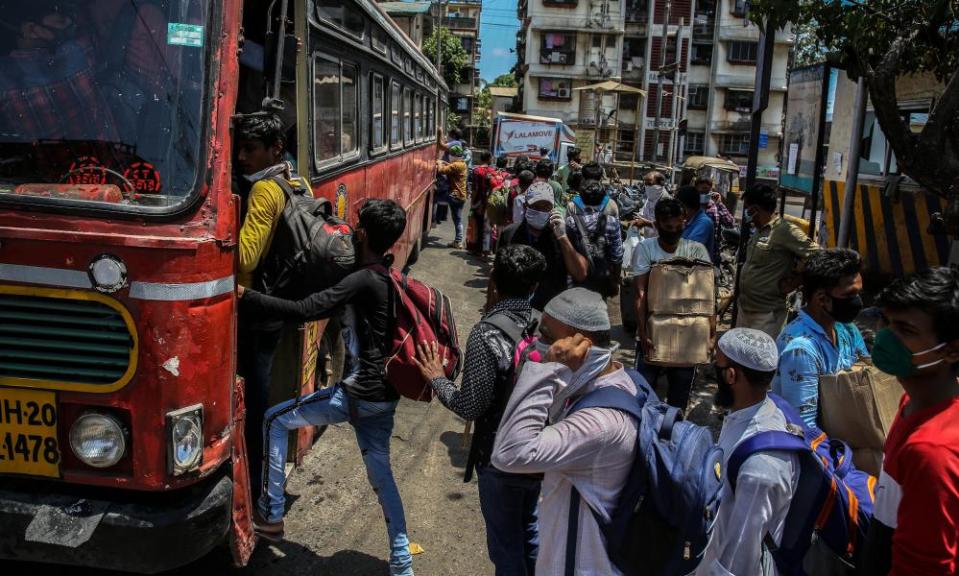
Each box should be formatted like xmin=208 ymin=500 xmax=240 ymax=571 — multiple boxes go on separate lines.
xmin=713 ymin=363 xmax=735 ymax=408
xmin=828 ymin=294 xmax=864 ymax=324
xmin=658 ymin=229 xmax=683 ymax=244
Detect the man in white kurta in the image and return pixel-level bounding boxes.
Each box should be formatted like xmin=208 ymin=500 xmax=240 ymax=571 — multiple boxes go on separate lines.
xmin=695 ymin=328 xmax=800 ymax=576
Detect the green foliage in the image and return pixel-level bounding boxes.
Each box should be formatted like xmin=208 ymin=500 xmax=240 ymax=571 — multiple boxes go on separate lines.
xmin=447 ymin=111 xmax=462 ymax=129
xmin=749 ymin=0 xmax=959 ymax=81
xmin=475 ymin=85 xmax=493 ymax=127
xmin=424 ymin=29 xmax=470 ymax=88
xmin=490 ymin=74 xmax=517 ymax=88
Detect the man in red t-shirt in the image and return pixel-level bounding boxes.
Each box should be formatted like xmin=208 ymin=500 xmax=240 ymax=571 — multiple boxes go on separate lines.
xmin=862 ymin=267 xmax=959 ymax=575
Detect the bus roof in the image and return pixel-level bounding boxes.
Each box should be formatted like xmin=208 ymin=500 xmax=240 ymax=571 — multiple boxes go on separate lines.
xmin=358 ymin=0 xmax=448 ymax=92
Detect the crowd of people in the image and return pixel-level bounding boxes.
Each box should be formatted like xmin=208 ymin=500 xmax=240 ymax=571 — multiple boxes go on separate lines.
xmin=231 ymin=114 xmax=959 ymax=576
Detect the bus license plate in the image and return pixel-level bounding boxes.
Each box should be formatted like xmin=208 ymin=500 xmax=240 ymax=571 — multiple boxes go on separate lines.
xmin=0 ymin=388 xmax=60 ymax=478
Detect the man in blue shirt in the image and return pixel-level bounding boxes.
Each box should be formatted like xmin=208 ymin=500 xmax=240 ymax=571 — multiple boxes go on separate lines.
xmin=772 ymin=248 xmax=869 ymax=428
xmin=677 ymin=185 xmax=716 ymax=262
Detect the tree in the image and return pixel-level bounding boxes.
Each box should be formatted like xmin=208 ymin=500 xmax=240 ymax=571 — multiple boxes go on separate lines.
xmin=423 ymin=28 xmax=470 ymax=89
xmin=490 ymin=74 xmax=517 ymax=88
xmin=749 ymin=0 xmax=959 ymax=198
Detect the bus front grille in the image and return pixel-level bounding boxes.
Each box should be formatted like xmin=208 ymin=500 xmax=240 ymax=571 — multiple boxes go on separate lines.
xmin=0 ymin=293 xmax=134 ymax=386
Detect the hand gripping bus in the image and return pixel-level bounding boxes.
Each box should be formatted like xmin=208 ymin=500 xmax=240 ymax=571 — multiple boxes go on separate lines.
xmin=0 ymin=0 xmax=445 ymax=572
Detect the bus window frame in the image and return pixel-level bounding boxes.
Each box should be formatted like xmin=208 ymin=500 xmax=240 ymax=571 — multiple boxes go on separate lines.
xmin=414 ymin=92 xmax=423 ymax=143
xmin=390 ymin=80 xmax=403 ymax=151
xmin=403 ymin=87 xmax=413 ymax=147
xmin=312 ymin=53 xmax=361 ymax=172
xmin=370 ymin=72 xmax=387 ymax=156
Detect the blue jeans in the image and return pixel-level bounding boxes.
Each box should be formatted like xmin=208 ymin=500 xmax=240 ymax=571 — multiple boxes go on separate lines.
xmin=449 ymin=197 xmax=465 ymax=243
xmin=259 ymin=385 xmax=413 ymax=576
xmin=635 ymin=343 xmax=696 ymax=411
xmin=477 ymin=464 xmax=540 ymax=576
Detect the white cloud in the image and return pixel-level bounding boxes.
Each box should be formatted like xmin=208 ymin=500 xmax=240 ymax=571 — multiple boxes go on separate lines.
xmin=491 ymin=48 xmax=509 ymax=57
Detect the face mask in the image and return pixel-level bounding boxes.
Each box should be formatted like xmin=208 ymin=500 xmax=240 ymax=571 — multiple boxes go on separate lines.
xmin=548 ymin=344 xmax=619 ymax=423
xmin=645 ymin=185 xmax=665 ymax=201
xmin=872 ymin=328 xmax=948 ymax=377
xmin=828 ymin=294 xmax=864 ymax=324
xmin=713 ymin=363 xmax=735 ymax=408
xmin=244 ymin=162 xmax=287 ymax=182
xmin=525 ymin=208 xmax=550 ymax=230
xmin=658 ymin=229 xmax=682 ymax=244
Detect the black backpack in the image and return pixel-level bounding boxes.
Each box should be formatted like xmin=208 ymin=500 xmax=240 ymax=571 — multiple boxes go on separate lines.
xmin=569 ymin=211 xmax=619 ymax=298
xmin=256 ymin=177 xmax=356 ymax=299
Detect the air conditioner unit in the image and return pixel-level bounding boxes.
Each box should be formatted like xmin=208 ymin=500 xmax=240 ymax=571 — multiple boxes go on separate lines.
xmin=558 ymin=87 xmax=570 ymax=98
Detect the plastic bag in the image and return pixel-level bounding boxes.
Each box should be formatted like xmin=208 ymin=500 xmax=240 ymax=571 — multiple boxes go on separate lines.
xmin=623 ymin=226 xmax=642 ymax=269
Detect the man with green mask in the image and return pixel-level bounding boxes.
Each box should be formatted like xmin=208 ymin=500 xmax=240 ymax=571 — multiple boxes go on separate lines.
xmin=861 ymin=267 xmax=959 ymax=576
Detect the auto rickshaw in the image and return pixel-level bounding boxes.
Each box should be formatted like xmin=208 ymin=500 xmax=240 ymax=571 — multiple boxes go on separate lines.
xmin=678 ymin=156 xmax=742 ymax=213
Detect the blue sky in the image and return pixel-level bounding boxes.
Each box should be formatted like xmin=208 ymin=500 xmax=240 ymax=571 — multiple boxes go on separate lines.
xmin=479 ymin=0 xmax=519 ymax=82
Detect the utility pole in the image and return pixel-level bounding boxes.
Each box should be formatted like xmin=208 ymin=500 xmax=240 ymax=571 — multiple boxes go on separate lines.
xmin=745 ymin=21 xmax=775 ymax=189
xmin=652 ymin=0 xmax=671 ymax=162
xmin=666 ymin=17 xmax=684 ymax=168
xmin=837 ymin=78 xmax=868 ymax=247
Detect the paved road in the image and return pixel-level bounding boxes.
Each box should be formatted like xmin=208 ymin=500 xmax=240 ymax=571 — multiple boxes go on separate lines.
xmin=14 ymin=216 xmax=724 ymax=576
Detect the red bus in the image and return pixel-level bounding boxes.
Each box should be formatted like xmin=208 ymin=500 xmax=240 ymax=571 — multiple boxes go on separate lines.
xmin=0 ymin=0 xmax=445 ymax=572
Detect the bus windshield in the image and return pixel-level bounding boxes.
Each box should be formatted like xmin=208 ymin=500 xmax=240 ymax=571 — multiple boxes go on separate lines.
xmin=0 ymin=1 xmax=211 ymax=212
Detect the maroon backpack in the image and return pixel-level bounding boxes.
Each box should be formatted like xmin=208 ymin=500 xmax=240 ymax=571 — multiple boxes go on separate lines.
xmin=371 ymin=265 xmax=462 ymax=401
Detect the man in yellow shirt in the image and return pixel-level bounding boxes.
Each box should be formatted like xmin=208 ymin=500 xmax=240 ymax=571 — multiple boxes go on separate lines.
xmin=233 ymin=112 xmax=306 ymax=500
xmin=437 ymin=144 xmax=469 ymax=249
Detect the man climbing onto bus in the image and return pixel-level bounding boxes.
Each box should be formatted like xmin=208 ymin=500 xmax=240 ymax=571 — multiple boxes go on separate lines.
xmin=437 ymin=144 xmax=469 ymax=249
xmin=238 ymin=199 xmax=417 ymax=576
xmin=233 ymin=112 xmax=305 ymax=502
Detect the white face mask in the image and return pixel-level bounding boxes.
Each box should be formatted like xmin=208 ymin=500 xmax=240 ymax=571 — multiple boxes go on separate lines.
xmin=525 ymin=208 xmax=550 ymax=230
xmin=244 ymin=162 xmax=288 ymax=182
xmin=543 ymin=343 xmax=620 ymax=423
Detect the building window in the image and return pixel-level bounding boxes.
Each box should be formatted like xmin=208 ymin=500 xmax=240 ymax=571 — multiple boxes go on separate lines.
xmin=720 ymin=133 xmax=750 ymax=156
xmin=403 ymin=87 xmax=412 ymax=145
xmin=390 ymin=81 xmax=402 ymax=149
xmin=691 ymin=44 xmax=713 ymax=65
xmin=685 ymin=132 xmax=705 ymax=155
xmin=416 ymin=92 xmax=424 ymax=141
xmin=616 ymin=128 xmax=636 ymax=161
xmin=727 ymin=41 xmax=758 ymax=64
xmin=313 ymin=55 xmax=359 ymax=167
xmin=622 ymin=37 xmax=646 ymax=73
xmin=543 ymin=0 xmax=578 ymax=6
xmin=688 ymin=85 xmax=708 ymax=110
xmin=538 ymin=78 xmax=572 ymax=100
xmin=730 ymin=0 xmax=749 ymax=17
xmin=620 ymin=93 xmax=640 ymax=109
xmin=540 ymin=32 xmax=576 ymax=65
xmin=372 ymin=26 xmax=388 ymax=53
xmin=452 ymin=96 xmax=470 ymax=113
xmin=724 ymin=89 xmax=754 ymax=112
xmin=371 ymin=74 xmax=385 ymax=151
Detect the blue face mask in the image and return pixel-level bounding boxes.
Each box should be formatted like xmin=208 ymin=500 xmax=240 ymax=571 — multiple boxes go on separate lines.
xmin=525 ymin=208 xmax=550 ymax=230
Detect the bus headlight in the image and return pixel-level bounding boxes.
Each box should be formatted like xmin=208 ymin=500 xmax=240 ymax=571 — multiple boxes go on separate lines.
xmin=89 ymin=255 xmax=127 ymax=293
xmin=69 ymin=413 xmax=126 ymax=468
xmin=167 ymin=405 xmax=203 ymax=475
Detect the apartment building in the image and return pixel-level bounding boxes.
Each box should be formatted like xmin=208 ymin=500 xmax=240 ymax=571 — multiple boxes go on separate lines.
xmin=380 ymin=2 xmax=437 ymax=48
xmin=516 ymin=0 xmax=792 ymax=180
xmin=515 ymin=0 xmax=625 ymax=132
xmin=684 ymin=0 xmax=792 ymax=181
xmin=443 ymin=0 xmax=483 ymax=120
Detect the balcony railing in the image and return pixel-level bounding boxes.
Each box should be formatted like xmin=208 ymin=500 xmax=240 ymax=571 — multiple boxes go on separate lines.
xmin=693 ymin=22 xmax=715 ymax=42
xmin=444 ymin=16 xmax=477 ymax=29
xmin=540 ymin=50 xmax=576 ymax=65
xmin=710 ymin=120 xmax=783 ymax=136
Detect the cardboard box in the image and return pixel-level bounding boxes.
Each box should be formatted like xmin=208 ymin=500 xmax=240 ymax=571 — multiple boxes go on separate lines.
xmin=648 ymin=260 xmax=715 ymax=316
xmin=646 ymin=314 xmax=711 ymax=367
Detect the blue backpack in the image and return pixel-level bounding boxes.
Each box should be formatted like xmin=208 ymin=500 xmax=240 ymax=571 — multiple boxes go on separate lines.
xmin=565 ymin=370 xmax=723 ymax=576
xmin=727 ymin=393 xmax=876 ymax=576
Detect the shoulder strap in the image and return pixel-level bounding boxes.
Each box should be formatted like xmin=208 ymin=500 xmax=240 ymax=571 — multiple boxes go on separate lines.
xmin=727 ymin=430 xmax=809 ymax=493
xmin=566 ymin=487 xmax=582 ymax=576
xmin=481 ymin=311 xmax=526 ymax=346
xmin=568 ymin=386 xmax=643 ymax=421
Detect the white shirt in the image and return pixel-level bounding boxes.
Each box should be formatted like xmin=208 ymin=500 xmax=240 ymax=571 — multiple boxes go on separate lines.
xmin=694 ymin=396 xmax=799 ymax=576
xmin=631 ymin=237 xmax=711 ymax=276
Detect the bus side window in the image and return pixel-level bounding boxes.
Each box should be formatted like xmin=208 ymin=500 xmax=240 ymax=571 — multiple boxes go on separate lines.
xmin=313 ymin=54 xmax=359 ymax=169
xmin=403 ymin=87 xmax=412 ymax=147
xmin=371 ymin=73 xmax=386 ymax=153
xmin=391 ymin=81 xmax=402 ymax=150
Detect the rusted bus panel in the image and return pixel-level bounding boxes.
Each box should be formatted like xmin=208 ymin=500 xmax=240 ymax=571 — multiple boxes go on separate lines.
xmin=822 ymin=179 xmax=950 ymax=278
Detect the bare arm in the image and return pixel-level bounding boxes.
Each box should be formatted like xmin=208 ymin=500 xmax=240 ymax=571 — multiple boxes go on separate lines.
xmin=558 ymin=235 xmax=589 ymax=283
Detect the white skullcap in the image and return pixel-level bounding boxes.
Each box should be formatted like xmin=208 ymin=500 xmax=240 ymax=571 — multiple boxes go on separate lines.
xmin=525 ymin=181 xmax=555 ymax=207
xmin=543 ymin=288 xmax=610 ymax=332
xmin=717 ymin=328 xmax=779 ymax=372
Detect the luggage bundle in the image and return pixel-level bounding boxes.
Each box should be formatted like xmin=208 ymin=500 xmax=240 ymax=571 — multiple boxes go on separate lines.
xmin=646 ymin=258 xmax=715 ymax=367
xmin=818 ymin=362 xmax=902 ymax=476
